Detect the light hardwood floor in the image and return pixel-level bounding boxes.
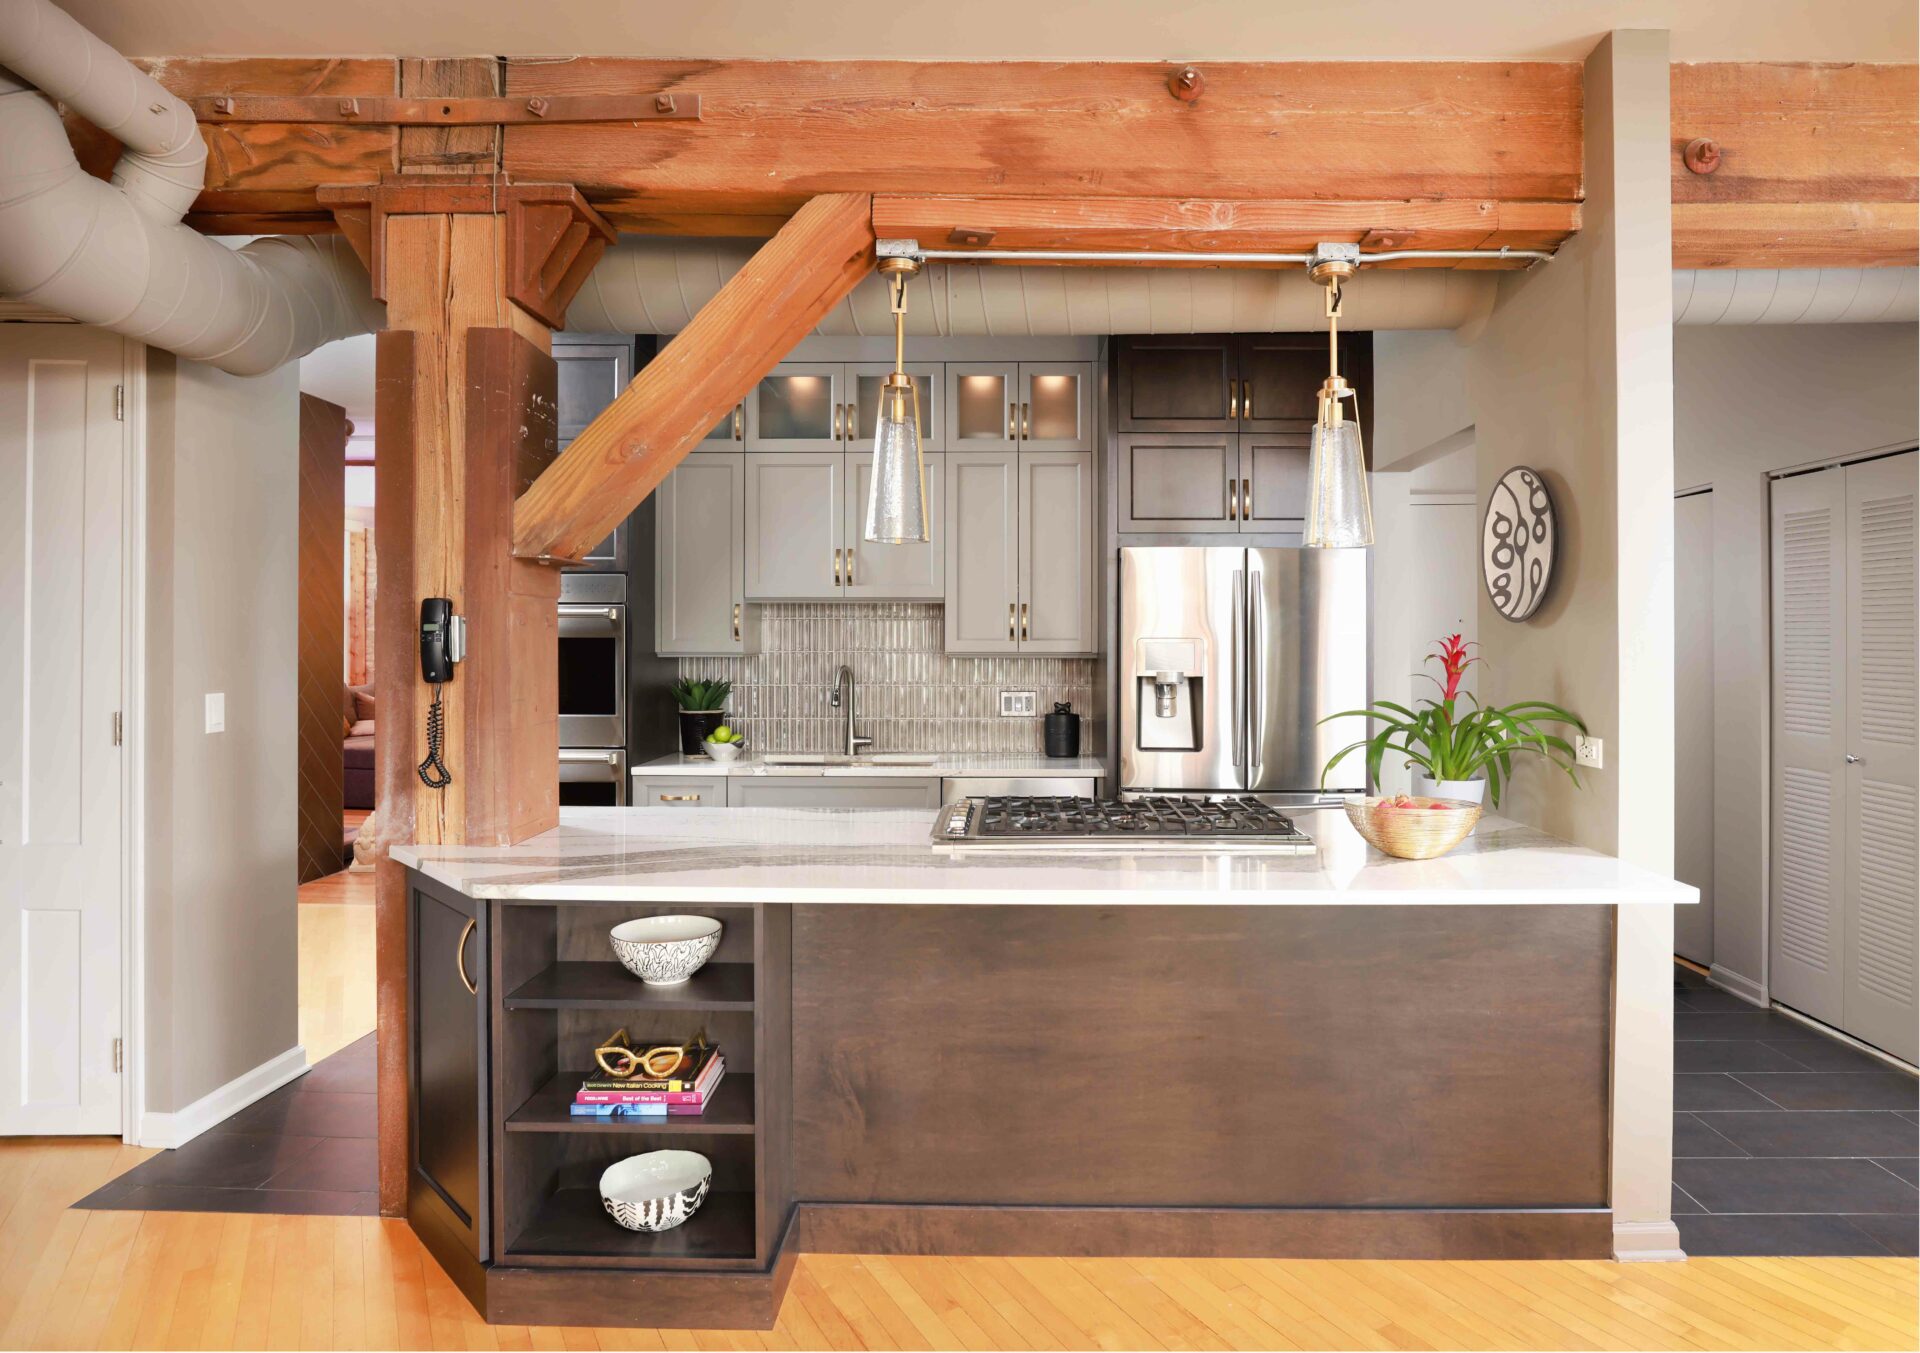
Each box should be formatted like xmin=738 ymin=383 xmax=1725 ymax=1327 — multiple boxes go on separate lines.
xmin=0 ymin=870 xmax=1912 ymax=1352
xmin=297 ymin=866 xmax=377 ymax=1063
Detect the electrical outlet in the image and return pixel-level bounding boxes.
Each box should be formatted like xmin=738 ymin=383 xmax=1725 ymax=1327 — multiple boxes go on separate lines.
xmin=204 ymin=692 xmax=226 ymax=734
xmin=998 ymin=690 xmax=1037 ymax=717
xmin=1574 ymin=735 xmax=1603 ymax=769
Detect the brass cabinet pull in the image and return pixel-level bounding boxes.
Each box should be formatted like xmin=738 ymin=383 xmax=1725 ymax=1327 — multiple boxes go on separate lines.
xmin=1008 ymin=602 xmax=1016 ymax=641
xmin=455 ymin=918 xmax=477 ymax=996
xmin=1020 ymin=602 xmax=1030 ymax=641
xmin=846 ymin=548 xmax=856 ymax=586
xmin=1243 ymin=380 xmax=1254 ymax=419
xmin=1020 ymin=402 xmax=1031 ymax=439
xmin=833 ymin=547 xmax=842 ymax=586
xmin=1228 ymin=381 xmax=1239 ymax=419
xmin=732 ymin=602 xmax=741 ymax=641
xmin=1242 ymin=477 xmax=1253 ymax=519
xmin=1007 ymin=401 xmax=1017 ymax=439
xmin=732 ymin=404 xmax=743 ymax=440
xmin=660 ymin=793 xmax=701 ymax=802
xmin=1228 ymin=477 xmax=1239 ymax=521
xmin=848 ymin=402 xmax=860 ymax=439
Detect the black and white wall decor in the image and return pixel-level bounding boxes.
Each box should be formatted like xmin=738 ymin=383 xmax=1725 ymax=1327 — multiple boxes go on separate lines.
xmin=1482 ymin=466 xmax=1557 ymax=621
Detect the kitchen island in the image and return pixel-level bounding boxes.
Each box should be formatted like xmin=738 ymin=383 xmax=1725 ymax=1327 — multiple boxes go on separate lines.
xmin=393 ymin=806 xmax=1692 ymax=1328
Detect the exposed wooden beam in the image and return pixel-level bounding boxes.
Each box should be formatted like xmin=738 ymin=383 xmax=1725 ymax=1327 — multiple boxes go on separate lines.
xmin=1671 ymin=62 xmax=1918 ymax=267
xmin=504 ymin=60 xmax=1584 ymax=216
xmin=512 ymin=192 xmax=875 ymax=564
xmin=871 ymin=196 xmax=1581 ymax=264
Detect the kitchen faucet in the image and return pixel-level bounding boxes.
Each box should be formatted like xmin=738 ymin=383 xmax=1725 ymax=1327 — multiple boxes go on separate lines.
xmin=830 ymin=664 xmax=873 ymax=758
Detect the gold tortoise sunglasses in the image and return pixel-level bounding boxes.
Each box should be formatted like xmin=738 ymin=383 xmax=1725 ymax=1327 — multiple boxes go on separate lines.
xmin=593 ymin=1027 xmax=709 ymax=1080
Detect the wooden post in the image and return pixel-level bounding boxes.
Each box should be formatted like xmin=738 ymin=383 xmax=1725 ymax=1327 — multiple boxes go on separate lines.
xmin=371 ymin=210 xmax=561 ymax=1214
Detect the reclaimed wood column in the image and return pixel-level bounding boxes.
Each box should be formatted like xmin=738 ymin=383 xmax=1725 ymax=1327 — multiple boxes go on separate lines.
xmin=371 ymin=210 xmax=561 ymax=1214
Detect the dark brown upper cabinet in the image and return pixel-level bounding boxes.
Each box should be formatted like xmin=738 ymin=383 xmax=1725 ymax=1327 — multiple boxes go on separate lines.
xmin=1115 ymin=333 xmax=1373 ymax=447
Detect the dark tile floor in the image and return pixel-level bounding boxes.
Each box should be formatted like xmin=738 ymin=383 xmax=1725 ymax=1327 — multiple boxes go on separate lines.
xmin=74 ymin=1032 xmax=376 ymax=1217
xmin=1673 ymin=963 xmax=1917 ymax=1256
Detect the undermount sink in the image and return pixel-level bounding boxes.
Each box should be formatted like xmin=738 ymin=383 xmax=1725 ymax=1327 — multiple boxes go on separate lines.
xmin=760 ymin=752 xmax=938 ymax=767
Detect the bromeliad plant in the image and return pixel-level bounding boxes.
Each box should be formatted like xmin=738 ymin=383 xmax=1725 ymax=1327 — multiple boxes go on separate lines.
xmin=1320 ymin=634 xmax=1586 ymax=807
xmin=670 ymin=676 xmax=733 ymax=713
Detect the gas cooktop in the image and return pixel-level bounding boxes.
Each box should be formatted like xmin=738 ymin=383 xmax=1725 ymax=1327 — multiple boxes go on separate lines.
xmin=932 ymin=795 xmax=1315 ymax=853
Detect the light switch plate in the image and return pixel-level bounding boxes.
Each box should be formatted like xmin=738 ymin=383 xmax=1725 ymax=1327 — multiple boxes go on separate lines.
xmin=205 ymin=692 xmax=225 ymax=734
xmin=1574 ymin=735 xmax=1603 ymax=769
xmin=999 ymin=690 xmax=1037 ymax=717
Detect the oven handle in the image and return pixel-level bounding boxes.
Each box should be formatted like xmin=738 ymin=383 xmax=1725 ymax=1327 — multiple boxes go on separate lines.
xmin=558 ymin=603 xmax=624 ymax=638
xmin=558 ymin=605 xmax=621 ymax=620
xmin=558 ymin=749 xmax=622 ymax=765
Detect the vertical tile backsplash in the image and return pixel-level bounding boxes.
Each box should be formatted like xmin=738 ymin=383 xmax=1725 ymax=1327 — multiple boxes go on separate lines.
xmin=674 ymin=603 xmax=1094 ymax=754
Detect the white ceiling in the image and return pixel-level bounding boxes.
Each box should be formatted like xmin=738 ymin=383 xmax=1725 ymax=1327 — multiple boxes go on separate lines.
xmin=52 ymin=0 xmax=1920 ymax=62
xmin=298 ymin=334 xmax=376 ymax=427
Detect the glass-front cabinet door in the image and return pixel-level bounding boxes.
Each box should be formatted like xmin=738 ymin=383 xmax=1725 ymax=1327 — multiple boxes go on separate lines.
xmin=1017 ymin=361 xmax=1094 ymax=452
xmin=847 ymin=362 xmax=943 ymax=455
xmin=747 ymin=362 xmax=845 ymax=452
xmin=944 ymin=362 xmax=1017 ymax=451
xmin=701 ymin=399 xmax=745 ymax=447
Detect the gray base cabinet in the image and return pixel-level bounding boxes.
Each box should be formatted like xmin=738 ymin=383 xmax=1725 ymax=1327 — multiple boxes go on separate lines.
xmin=725 ymin=777 xmax=943 ymax=809
xmin=633 ymin=776 xmax=727 ymax=807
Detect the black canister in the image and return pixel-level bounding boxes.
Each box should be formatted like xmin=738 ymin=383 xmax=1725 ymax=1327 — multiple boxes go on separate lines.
xmin=1044 ymin=701 xmax=1081 ymax=758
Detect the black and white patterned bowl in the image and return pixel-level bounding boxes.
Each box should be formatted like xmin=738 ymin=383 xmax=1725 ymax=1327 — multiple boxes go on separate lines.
xmin=609 ymin=915 xmax=723 ymax=986
xmin=600 ymin=1150 xmax=712 ymax=1233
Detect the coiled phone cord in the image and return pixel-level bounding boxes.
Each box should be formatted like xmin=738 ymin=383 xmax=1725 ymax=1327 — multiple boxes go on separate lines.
xmin=418 ymin=683 xmax=452 ymax=789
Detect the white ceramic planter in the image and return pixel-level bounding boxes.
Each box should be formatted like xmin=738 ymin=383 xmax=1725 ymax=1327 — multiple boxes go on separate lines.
xmin=1412 ymin=772 xmax=1487 ymax=805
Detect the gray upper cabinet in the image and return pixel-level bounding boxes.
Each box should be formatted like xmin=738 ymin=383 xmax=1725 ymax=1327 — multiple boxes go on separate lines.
xmin=553 ymin=337 xmax=636 ymax=571
xmin=745 ymin=452 xmax=844 ymax=600
xmin=945 ymin=361 xmax=1018 ymax=451
xmin=848 ymin=362 xmax=943 ymax=455
xmin=845 ymin=452 xmax=944 ymax=600
xmin=1018 ymin=451 xmax=1097 ymax=653
xmin=945 ymin=449 xmax=1095 ymax=655
xmin=1114 ymin=337 xmax=1236 ymax=431
xmin=1017 ymin=361 xmax=1095 ymax=452
xmin=747 ymin=363 xmax=846 ymax=452
xmin=702 ymin=399 xmax=745 ymax=447
xmin=656 ymin=453 xmax=749 ymax=655
xmin=1118 ymin=433 xmax=1240 ymax=533
xmin=944 ymin=450 xmax=1020 ymax=652
xmin=1241 ymin=435 xmax=1311 ymax=528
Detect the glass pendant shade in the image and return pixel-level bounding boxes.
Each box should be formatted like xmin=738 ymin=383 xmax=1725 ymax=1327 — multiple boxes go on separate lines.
xmin=864 ymin=379 xmax=930 ymax=543
xmin=1303 ymin=412 xmax=1374 ymax=548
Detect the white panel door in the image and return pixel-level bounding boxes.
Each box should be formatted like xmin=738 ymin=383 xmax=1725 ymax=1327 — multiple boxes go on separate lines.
xmin=1673 ymin=490 xmax=1715 ymax=966
xmin=1840 ymin=451 xmax=1917 ymax=1063
xmin=1769 ymin=469 xmax=1848 ymax=1027
xmin=0 ymin=327 xmax=125 ymax=1134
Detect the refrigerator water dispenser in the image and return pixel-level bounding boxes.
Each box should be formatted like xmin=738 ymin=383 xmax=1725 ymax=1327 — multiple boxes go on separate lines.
xmin=1134 ymin=638 xmax=1204 ymax=751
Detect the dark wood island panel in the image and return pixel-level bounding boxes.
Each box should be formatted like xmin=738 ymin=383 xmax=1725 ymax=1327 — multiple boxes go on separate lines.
xmin=791 ymin=903 xmax=1614 ymax=1257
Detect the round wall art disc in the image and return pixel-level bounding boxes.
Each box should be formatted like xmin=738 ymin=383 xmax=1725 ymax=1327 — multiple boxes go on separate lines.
xmin=1482 ymin=466 xmax=1556 ymax=621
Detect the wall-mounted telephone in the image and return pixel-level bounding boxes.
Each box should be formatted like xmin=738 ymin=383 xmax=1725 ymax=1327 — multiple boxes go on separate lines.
xmin=417 ymin=598 xmax=465 ymax=789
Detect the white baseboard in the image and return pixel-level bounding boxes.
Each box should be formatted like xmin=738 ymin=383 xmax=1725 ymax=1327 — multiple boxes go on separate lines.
xmin=1708 ymin=965 xmax=1768 ymax=1008
xmin=1613 ymin=1220 xmax=1687 ymax=1262
xmin=134 ymin=1045 xmax=309 ymax=1149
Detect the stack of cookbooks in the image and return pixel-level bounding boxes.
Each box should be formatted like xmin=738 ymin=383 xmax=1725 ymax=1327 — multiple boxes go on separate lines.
xmin=572 ymin=1043 xmax=725 ymax=1118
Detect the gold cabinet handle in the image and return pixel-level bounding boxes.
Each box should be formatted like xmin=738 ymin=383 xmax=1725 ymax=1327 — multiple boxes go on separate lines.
xmin=732 ymin=404 xmax=743 ymax=440
xmin=833 ymin=547 xmax=842 ymax=586
xmin=1007 ymin=401 xmax=1017 ymax=440
xmin=1008 ymin=602 xmax=1016 ymax=642
xmin=1242 ymin=477 xmax=1252 ymax=520
xmin=1243 ymin=380 xmax=1254 ymax=420
xmin=660 ymin=793 xmax=701 ymax=802
xmin=455 ymin=918 xmax=477 ymax=996
xmin=1020 ymin=402 xmax=1031 ymax=439
xmin=846 ymin=547 xmax=856 ymax=586
xmin=732 ymin=602 xmax=741 ymax=641
xmin=1228 ymin=474 xmax=1238 ymax=521
xmin=1020 ymin=602 xmax=1030 ymax=641
xmin=847 ymin=402 xmax=860 ymax=440
xmin=1228 ymin=381 xmax=1239 ymax=419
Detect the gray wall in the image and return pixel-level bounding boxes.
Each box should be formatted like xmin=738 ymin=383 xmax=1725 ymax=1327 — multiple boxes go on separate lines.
xmin=1672 ymin=322 xmax=1920 ymax=995
xmin=144 ymin=350 xmax=302 ymax=1114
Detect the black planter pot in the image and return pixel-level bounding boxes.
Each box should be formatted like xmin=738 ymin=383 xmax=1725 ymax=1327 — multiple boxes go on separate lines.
xmin=678 ymin=709 xmax=726 ymax=755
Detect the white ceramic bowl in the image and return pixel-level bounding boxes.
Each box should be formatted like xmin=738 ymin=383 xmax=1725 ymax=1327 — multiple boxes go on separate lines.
xmin=609 ymin=915 xmax=723 ymax=986
xmin=703 ymin=740 xmax=744 ymax=763
xmin=600 ymin=1150 xmax=712 ymax=1233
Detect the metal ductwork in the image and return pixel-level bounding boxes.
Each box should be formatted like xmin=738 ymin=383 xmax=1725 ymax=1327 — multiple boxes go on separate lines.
xmin=568 ymin=237 xmax=1503 ymax=336
xmin=0 ymin=0 xmax=385 ymax=376
xmin=1674 ymin=268 xmax=1919 ymax=324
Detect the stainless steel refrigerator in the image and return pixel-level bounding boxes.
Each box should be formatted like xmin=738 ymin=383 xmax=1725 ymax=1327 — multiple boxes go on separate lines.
xmin=1119 ymin=547 xmax=1369 ymax=800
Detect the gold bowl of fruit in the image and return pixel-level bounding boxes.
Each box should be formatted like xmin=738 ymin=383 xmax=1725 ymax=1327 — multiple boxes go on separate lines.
xmin=1344 ymin=794 xmax=1483 ymax=860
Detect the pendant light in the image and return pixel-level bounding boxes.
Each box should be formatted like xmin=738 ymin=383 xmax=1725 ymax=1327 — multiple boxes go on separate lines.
xmin=864 ymin=255 xmax=930 ymax=544
xmin=1303 ymin=255 xmax=1374 ymax=548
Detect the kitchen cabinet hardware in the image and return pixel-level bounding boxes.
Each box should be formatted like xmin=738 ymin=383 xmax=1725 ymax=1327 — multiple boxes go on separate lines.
xmin=833 ymin=547 xmax=843 ymax=586
xmin=845 ymin=403 xmax=859 ymax=439
xmin=1020 ymin=602 xmax=1030 ymax=641
xmin=659 ymin=793 xmax=703 ymax=802
xmin=732 ymin=603 xmax=742 ymax=641
xmin=1020 ymin=402 xmax=1031 ymax=439
xmin=1242 ymin=478 xmax=1253 ymax=519
xmin=832 ymin=403 xmax=844 ymax=440
xmin=456 ymin=918 xmax=478 ymax=996
xmin=1007 ymin=402 xmax=1017 ymax=439
xmin=1845 ymin=753 xmax=1864 ymax=764
xmin=732 ymin=404 xmax=743 ymax=440
xmin=846 ymin=548 xmax=856 ymax=585
xmin=1008 ymin=603 xmax=1017 ymax=641
xmin=1242 ymin=380 xmax=1254 ymax=419
xmin=1228 ymin=482 xmax=1239 ymax=520
xmin=1229 ymin=382 xmax=1239 ymax=419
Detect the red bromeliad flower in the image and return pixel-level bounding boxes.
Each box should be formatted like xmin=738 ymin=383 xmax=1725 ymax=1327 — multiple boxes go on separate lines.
xmin=1431 ymin=633 xmax=1478 ymax=706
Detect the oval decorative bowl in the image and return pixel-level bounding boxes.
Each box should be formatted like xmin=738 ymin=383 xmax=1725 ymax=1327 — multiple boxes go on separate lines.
xmin=703 ymin=740 xmax=744 ymax=763
xmin=600 ymin=1150 xmax=712 ymax=1233
xmin=609 ymin=915 xmax=723 ymax=986
xmin=1345 ymin=795 xmax=1483 ymax=860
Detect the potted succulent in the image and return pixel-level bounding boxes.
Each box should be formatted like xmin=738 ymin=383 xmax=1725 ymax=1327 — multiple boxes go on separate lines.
xmin=1320 ymin=634 xmax=1586 ymax=807
xmin=671 ymin=676 xmax=733 ymax=755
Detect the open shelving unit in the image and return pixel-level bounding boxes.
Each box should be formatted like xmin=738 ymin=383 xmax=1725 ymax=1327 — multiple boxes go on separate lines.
xmin=489 ymin=900 xmax=792 ymax=1273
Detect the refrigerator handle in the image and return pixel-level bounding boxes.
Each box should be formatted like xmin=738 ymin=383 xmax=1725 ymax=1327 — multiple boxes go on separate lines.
xmin=1247 ymin=578 xmax=1265 ymax=778
xmin=1231 ymin=569 xmax=1245 ymax=769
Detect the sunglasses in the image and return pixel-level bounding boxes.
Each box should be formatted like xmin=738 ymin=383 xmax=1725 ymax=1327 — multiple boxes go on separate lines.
xmin=593 ymin=1027 xmax=708 ymax=1080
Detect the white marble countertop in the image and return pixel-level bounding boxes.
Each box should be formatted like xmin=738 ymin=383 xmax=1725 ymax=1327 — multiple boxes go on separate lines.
xmin=631 ymin=753 xmax=1106 ymax=779
xmin=393 ymin=805 xmax=1697 ymax=906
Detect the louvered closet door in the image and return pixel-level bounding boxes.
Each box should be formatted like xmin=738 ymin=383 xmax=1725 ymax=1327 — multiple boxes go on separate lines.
xmin=1841 ymin=452 xmax=1917 ymax=1063
xmin=1769 ymin=470 xmax=1848 ymax=1028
